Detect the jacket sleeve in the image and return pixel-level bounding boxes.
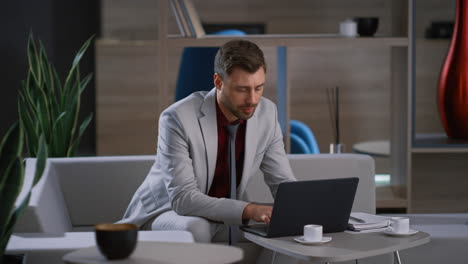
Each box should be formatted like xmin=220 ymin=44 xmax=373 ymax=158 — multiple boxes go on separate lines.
xmin=157 ymin=110 xmax=249 ymax=225
xmin=260 ymin=104 xmax=297 ymax=199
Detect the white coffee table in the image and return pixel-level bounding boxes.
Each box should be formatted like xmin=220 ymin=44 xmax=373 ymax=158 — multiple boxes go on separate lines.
xmin=63 ymin=241 xmax=243 ymax=264
xmin=7 ymin=231 xmax=194 ymax=252
xmin=7 ymin=231 xmax=194 ymax=264
xmin=244 ymin=230 xmax=430 ymax=264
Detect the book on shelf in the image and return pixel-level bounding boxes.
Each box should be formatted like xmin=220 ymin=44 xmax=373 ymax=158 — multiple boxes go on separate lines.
xmin=170 ymin=0 xmax=191 ymax=37
xmin=347 ymin=212 xmax=391 ymax=232
xmin=179 ymin=0 xmax=205 ymax=38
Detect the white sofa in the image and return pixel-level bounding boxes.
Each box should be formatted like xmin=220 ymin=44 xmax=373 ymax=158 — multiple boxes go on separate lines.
xmin=10 ymin=154 xmax=376 ymax=263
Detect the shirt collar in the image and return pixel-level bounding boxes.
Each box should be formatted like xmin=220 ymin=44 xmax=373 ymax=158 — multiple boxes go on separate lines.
xmin=215 ymin=97 xmax=245 ymax=127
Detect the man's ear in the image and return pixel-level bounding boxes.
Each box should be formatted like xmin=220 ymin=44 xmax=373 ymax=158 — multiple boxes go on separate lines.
xmin=214 ymin=73 xmax=223 ymax=90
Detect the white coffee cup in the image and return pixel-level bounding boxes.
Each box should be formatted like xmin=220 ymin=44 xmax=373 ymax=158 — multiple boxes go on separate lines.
xmin=339 ymin=19 xmax=357 ymax=37
xmin=390 ymin=217 xmax=410 ymax=234
xmin=304 ymin=224 xmax=323 ymax=242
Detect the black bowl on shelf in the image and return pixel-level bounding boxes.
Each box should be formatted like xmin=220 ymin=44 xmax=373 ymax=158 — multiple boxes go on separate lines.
xmin=354 ymin=17 xmax=379 ymax=37
xmin=425 ymin=21 xmax=454 ymax=39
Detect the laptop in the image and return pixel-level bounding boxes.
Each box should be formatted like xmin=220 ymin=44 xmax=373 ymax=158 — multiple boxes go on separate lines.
xmin=240 ymin=177 xmax=358 ymax=238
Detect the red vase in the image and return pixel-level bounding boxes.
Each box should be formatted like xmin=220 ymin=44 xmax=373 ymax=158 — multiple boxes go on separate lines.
xmin=438 ymin=0 xmax=468 ymax=139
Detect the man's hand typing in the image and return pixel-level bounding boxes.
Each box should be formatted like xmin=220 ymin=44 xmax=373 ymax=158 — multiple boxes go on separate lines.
xmin=242 ymin=203 xmax=272 ymax=224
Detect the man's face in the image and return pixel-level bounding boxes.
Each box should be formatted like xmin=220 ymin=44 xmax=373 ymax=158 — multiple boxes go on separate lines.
xmin=215 ymin=67 xmax=265 ymax=122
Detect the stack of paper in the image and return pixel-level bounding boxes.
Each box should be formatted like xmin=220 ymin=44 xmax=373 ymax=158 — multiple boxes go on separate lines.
xmin=347 ymin=212 xmax=391 ymax=232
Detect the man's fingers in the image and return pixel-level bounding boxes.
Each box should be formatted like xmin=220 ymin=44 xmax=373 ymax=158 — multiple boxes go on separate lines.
xmin=261 ymin=214 xmax=271 ymax=223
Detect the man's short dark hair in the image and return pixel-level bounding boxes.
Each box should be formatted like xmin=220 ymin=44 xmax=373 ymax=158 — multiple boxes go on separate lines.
xmin=214 ymin=39 xmax=266 ymax=79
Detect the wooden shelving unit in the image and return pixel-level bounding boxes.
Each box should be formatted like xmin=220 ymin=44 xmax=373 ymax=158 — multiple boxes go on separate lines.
xmin=407 ymin=0 xmax=468 ymax=213
xmin=156 ymin=0 xmax=413 ymax=210
xmin=95 ymin=0 xmax=468 ymax=213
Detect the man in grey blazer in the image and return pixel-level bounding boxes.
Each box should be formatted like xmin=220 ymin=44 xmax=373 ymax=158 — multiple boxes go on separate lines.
xmin=120 ymin=39 xmax=296 ymax=243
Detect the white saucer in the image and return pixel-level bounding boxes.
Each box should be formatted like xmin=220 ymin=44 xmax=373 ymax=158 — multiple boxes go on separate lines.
xmin=383 ymin=228 xmax=419 ymax=237
xmin=294 ymin=236 xmax=332 ymax=245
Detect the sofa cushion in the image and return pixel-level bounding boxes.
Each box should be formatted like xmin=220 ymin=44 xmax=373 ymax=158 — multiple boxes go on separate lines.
xmin=52 ymin=156 xmax=154 ymax=227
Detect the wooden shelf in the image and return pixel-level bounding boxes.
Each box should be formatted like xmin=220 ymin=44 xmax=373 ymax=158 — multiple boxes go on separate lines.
xmin=98 ymin=36 xmax=409 ymax=48
xmin=412 ymin=133 xmax=468 ymax=153
xmin=167 ymin=35 xmax=409 ymax=48
xmin=97 ymin=39 xmax=158 ymax=46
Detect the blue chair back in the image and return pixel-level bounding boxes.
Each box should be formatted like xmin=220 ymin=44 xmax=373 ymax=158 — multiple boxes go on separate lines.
xmin=175 ymin=30 xmax=247 ymax=102
xmin=290 ymin=133 xmax=311 ymax=154
xmin=175 ymin=47 xmax=219 ymax=102
xmin=290 ymin=120 xmax=320 ymax=154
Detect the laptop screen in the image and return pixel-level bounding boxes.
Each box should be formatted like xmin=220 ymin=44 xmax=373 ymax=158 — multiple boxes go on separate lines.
xmin=244 ymin=177 xmax=358 ymax=238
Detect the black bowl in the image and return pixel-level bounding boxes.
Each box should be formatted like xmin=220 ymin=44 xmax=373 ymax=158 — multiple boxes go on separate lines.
xmin=426 ymin=21 xmax=454 ymax=39
xmin=355 ymin=17 xmax=379 ymax=37
xmin=95 ymin=223 xmax=138 ymax=260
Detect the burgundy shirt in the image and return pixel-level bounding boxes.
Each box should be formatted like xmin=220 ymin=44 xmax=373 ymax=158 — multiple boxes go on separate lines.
xmin=208 ymin=100 xmax=246 ymax=198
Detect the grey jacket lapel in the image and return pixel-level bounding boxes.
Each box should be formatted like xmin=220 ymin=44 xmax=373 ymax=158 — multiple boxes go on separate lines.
xmin=198 ymin=89 xmax=217 ymax=193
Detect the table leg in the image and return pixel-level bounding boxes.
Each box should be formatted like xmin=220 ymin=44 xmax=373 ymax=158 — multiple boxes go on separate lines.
xmin=271 ymin=251 xmax=277 ymax=264
xmin=394 ymin=251 xmax=402 ymax=264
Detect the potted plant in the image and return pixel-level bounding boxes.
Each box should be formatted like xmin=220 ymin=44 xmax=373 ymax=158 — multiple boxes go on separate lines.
xmin=0 ymin=123 xmax=47 ymax=264
xmin=1 ymin=33 xmax=94 ymax=263
xmin=19 ymin=33 xmax=94 ymax=157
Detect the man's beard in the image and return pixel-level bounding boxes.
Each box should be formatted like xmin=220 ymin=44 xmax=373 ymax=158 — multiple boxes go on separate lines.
xmin=221 ymin=95 xmax=257 ymax=120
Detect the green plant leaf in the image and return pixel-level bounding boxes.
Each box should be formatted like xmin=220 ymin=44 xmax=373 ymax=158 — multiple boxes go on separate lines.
xmin=0 ymin=193 xmax=30 ymax=256
xmin=33 ymin=135 xmax=48 ymax=186
xmin=67 ymin=113 xmax=93 ymax=156
xmin=79 ymin=73 xmax=93 ymax=93
xmin=27 ymin=33 xmax=41 ymax=86
xmin=71 ymin=36 xmax=93 ymax=74
xmin=0 ymin=158 xmax=24 ymax=256
xmin=52 ymin=111 xmax=68 ymax=156
xmin=18 ymin=93 xmax=39 ymax=157
xmin=53 ymin=67 xmax=63 ymax=102
xmin=64 ymin=36 xmax=93 ymax=94
xmin=0 ymin=123 xmax=22 ymax=189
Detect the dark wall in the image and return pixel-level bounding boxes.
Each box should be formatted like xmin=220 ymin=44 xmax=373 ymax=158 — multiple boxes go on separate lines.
xmin=0 ymin=0 xmax=99 ymax=156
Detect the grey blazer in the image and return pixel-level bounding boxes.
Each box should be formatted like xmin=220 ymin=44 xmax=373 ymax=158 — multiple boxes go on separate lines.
xmin=120 ymin=88 xmax=295 ymax=227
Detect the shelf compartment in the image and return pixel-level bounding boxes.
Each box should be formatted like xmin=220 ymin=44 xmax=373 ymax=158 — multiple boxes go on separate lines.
xmin=412 ymin=133 xmax=468 ymax=152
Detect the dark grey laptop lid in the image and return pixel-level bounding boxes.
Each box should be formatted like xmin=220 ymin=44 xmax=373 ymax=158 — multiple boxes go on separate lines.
xmin=265 ymin=177 xmax=358 ymax=237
